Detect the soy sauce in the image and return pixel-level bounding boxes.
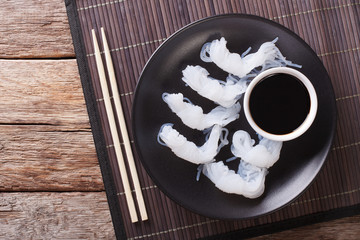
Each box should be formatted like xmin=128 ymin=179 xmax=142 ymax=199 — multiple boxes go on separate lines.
xmin=249 ymin=73 xmax=311 ymax=135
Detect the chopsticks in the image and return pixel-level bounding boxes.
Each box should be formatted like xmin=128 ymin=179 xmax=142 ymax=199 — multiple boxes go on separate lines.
xmin=91 ymin=28 xmax=148 ymax=223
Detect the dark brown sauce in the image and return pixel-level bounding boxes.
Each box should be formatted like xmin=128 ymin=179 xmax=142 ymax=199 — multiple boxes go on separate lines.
xmin=249 ymin=73 xmax=311 ymax=135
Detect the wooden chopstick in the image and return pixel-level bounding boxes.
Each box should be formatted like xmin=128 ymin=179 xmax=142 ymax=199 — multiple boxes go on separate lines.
xmin=100 ymin=27 xmax=148 ymax=221
xmin=91 ymin=29 xmax=139 ymax=223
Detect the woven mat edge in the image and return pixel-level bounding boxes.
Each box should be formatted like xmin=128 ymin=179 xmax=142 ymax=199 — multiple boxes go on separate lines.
xmin=65 ymin=0 xmax=125 ymax=239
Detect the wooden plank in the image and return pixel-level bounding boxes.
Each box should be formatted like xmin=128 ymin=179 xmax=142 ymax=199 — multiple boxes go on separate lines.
xmin=0 ymin=192 xmax=115 ymax=239
xmin=0 ymin=124 xmax=103 ymax=191
xmin=0 ymin=0 xmax=74 ymax=58
xmin=0 ymin=59 xmax=89 ymax=129
xmin=0 ymin=192 xmax=359 ymax=240
xmin=0 ymin=59 xmax=104 ymax=191
xmin=250 ymin=215 xmax=360 ymax=240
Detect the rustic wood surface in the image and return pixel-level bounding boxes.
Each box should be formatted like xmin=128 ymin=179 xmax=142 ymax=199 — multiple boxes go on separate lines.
xmin=0 ymin=0 xmax=74 ymax=58
xmin=0 ymin=0 xmax=359 ymax=239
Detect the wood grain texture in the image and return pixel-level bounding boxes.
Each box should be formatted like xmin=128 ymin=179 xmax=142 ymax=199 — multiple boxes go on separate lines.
xmin=0 ymin=0 xmax=74 ymax=58
xmin=0 ymin=192 xmax=115 ymax=239
xmin=249 ymin=215 xmax=360 ymax=240
xmin=0 ymin=59 xmax=104 ymax=191
xmin=0 ymin=191 xmax=359 ymax=240
xmin=0 ymin=60 xmax=89 ymax=129
xmin=0 ymin=124 xmax=103 ymax=191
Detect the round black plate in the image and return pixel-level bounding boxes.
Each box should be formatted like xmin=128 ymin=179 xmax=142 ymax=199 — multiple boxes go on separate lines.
xmin=132 ymin=14 xmax=336 ymax=219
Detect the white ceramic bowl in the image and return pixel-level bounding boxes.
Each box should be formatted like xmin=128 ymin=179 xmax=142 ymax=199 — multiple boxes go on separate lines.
xmin=243 ymin=67 xmax=318 ymax=141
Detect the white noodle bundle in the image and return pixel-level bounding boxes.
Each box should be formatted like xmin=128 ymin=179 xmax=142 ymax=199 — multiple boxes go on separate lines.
xmin=202 ymin=160 xmax=267 ymax=198
xmin=158 ymin=124 xmax=229 ymax=165
xmin=231 ymin=130 xmax=283 ymax=168
xmin=200 ymin=37 xmax=301 ymax=78
xmin=162 ymin=92 xmax=240 ymax=130
xmin=182 ymin=65 xmax=249 ymax=108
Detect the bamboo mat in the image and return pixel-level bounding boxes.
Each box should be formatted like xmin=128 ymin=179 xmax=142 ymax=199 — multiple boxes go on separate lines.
xmin=65 ymin=0 xmax=360 ymax=239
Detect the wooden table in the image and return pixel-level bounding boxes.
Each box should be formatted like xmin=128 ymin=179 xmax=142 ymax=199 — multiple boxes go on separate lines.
xmin=1 ymin=0 xmax=359 ymax=239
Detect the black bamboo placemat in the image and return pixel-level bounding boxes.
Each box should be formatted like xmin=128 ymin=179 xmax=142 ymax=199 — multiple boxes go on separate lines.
xmin=65 ymin=0 xmax=360 ymax=239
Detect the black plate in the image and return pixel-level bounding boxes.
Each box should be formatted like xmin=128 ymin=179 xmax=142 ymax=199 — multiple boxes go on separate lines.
xmin=132 ymin=14 xmax=336 ymax=220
